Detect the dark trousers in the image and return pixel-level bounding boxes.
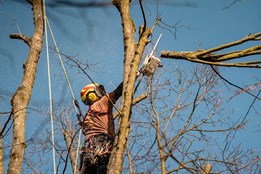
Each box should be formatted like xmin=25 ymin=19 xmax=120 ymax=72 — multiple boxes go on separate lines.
xmin=80 ymin=134 xmax=113 ymax=174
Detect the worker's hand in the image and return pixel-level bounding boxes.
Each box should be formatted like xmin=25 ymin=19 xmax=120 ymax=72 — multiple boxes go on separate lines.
xmin=78 ymin=121 xmax=83 ymax=126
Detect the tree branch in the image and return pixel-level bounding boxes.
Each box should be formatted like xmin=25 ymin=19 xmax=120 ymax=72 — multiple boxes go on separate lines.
xmin=113 ymin=92 xmax=147 ymax=119
xmin=9 ymin=33 xmax=32 ymax=47
xmin=63 ymin=129 xmax=80 ymax=174
xmin=161 ymin=32 xmax=261 ymax=68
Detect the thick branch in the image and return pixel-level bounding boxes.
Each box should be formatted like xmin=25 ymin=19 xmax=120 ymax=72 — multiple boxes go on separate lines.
xmin=108 ymin=0 xmax=154 ymax=173
xmin=161 ymin=32 xmax=261 ymax=68
xmin=108 ymin=0 xmax=137 ymax=173
xmin=195 ymin=32 xmax=261 ymax=57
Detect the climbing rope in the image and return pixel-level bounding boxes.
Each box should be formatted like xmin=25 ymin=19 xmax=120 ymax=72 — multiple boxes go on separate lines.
xmin=45 ymin=18 xmax=83 ymax=174
xmin=43 ymin=0 xmax=56 ymax=174
xmin=43 ymin=1 xmax=82 ymax=173
xmin=46 ymin=18 xmax=75 ymax=100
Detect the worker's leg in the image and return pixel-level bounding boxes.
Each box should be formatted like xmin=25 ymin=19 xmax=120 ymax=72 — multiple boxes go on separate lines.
xmin=96 ymin=153 xmax=110 ymax=174
xmin=81 ymin=134 xmax=114 ymax=174
xmin=80 ymin=160 xmax=97 ymax=174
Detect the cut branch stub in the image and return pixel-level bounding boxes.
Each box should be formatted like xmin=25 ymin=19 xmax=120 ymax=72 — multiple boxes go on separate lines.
xmin=9 ymin=33 xmax=32 ymax=47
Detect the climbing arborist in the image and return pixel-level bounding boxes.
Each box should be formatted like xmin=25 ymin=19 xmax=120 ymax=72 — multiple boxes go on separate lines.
xmin=78 ymin=34 xmax=162 ymax=173
xmin=79 ymin=82 xmax=123 ymax=174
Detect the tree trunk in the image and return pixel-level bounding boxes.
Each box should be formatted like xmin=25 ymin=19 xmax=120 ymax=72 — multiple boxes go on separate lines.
xmin=7 ymin=0 xmax=44 ymax=173
xmin=107 ymin=1 xmax=151 ymax=173
xmin=107 ymin=2 xmax=135 ymax=173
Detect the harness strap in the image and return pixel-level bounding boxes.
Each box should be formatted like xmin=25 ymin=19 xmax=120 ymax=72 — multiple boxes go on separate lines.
xmin=81 ymin=134 xmax=113 ymax=164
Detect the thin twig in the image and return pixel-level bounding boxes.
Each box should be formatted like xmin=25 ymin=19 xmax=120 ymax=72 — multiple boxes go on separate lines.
xmin=210 ymin=65 xmax=260 ymax=100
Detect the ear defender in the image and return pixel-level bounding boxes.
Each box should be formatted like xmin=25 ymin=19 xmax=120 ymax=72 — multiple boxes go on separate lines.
xmin=87 ymin=92 xmax=98 ymax=103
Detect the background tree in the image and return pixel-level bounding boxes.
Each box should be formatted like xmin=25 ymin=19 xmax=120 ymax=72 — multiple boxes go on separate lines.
xmin=127 ymin=65 xmax=259 ymax=173
xmin=0 ymin=0 xmax=45 ymax=173
xmin=0 ymin=0 xmax=260 ymax=174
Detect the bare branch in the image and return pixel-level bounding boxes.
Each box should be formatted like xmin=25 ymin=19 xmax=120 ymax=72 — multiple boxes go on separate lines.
xmin=0 ymin=112 xmax=13 ymax=139
xmin=210 ymin=65 xmax=261 ymax=100
xmin=63 ymin=129 xmax=80 ymax=174
xmin=161 ymin=32 xmax=261 ymax=68
xmin=9 ymin=33 xmax=31 ymax=47
xmin=48 ymin=1 xmax=112 ymax=8
xmin=26 ymin=0 xmax=32 ymax=6
xmin=222 ymin=0 xmax=241 ymax=10
xmin=113 ymin=92 xmax=147 ymax=119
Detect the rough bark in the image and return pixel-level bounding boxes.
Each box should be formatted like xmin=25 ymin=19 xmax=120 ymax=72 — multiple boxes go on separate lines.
xmin=107 ymin=1 xmax=136 ymax=173
xmin=7 ymin=0 xmax=44 ymax=173
xmin=107 ymin=1 xmax=152 ymax=173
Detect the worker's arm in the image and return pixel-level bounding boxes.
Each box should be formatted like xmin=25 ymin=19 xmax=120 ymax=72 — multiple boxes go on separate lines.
xmin=113 ymin=82 xmax=123 ymax=101
xmin=110 ymin=71 xmax=140 ymax=102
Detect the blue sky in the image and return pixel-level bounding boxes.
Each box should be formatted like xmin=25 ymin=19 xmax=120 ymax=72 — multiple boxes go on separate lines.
xmin=1 ymin=0 xmax=260 ymax=173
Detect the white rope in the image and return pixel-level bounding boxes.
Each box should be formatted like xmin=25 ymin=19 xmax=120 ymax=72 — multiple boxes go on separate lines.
xmin=46 ymin=18 xmax=76 ymax=101
xmin=43 ymin=0 xmax=56 ymax=174
xmin=45 ymin=15 xmax=82 ymax=174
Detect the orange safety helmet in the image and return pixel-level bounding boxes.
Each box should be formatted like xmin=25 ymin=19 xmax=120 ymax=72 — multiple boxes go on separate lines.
xmin=80 ymin=83 xmax=105 ymax=105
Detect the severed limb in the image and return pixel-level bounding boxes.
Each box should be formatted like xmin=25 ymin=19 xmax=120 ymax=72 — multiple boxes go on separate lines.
xmin=161 ymin=32 xmax=261 ymax=68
